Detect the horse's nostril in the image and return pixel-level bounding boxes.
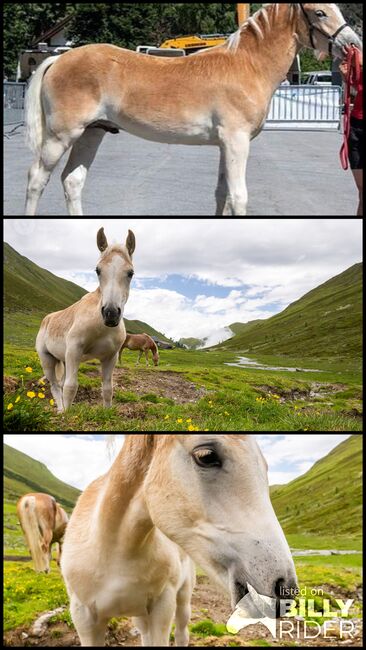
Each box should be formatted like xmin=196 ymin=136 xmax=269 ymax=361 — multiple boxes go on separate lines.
xmin=117 ymin=308 xmax=121 ymax=316
xmin=275 ymin=578 xmax=286 ymax=598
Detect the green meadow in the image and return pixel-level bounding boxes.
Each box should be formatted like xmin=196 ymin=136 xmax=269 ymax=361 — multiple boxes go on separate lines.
xmin=3 ymin=340 xmax=363 ymax=432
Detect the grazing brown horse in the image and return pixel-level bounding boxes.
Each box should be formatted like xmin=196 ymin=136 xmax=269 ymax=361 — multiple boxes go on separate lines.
xmin=17 ymin=493 xmax=69 ymax=573
xmin=119 ymin=333 xmax=159 ymax=367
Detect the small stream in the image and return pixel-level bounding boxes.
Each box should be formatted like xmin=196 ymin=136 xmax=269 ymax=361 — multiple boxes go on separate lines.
xmin=225 ymin=356 xmax=323 ymax=373
xmin=291 ymin=549 xmax=361 ymax=557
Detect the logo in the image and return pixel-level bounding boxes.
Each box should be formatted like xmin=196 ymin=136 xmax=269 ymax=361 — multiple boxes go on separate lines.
xmin=226 ymin=585 xmax=357 ymax=641
xmin=227 ymin=584 xmax=278 ymax=638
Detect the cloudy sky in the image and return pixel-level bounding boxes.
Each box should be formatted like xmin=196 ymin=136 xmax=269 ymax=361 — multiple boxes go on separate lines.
xmin=4 ymin=218 xmax=362 ymax=344
xmin=4 ymin=434 xmax=352 ymax=490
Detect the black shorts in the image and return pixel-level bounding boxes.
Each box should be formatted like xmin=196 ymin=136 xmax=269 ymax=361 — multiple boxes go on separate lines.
xmin=349 ymin=117 xmax=363 ymax=170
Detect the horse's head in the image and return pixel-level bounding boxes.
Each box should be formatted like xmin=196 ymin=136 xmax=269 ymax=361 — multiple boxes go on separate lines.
xmin=145 ymin=434 xmax=298 ymax=609
xmin=96 ymin=228 xmax=135 ymax=328
xmin=296 ymin=4 xmax=362 ymax=59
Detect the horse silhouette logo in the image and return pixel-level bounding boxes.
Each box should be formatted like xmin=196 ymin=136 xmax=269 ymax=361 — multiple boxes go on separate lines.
xmin=227 ymin=584 xmax=278 ymax=638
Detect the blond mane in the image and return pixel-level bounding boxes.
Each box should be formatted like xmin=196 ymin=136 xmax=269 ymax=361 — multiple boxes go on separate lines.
xmin=226 ymin=3 xmax=300 ymax=52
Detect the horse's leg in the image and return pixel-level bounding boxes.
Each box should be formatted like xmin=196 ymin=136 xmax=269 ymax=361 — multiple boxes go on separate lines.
xmin=146 ymin=586 xmax=176 ymax=646
xmin=175 ymin=583 xmax=192 ymax=646
xmin=25 ymin=135 xmax=74 ymax=215
xmin=215 ymin=147 xmax=228 ymax=216
xmin=56 ymin=541 xmax=61 ymax=567
xmin=70 ymin=595 xmax=107 ymax=647
xmin=61 ymin=128 xmax=105 ymax=215
xmin=42 ymin=528 xmax=53 ymax=573
xmin=132 ymin=616 xmax=151 ymax=646
xmin=175 ymin=560 xmax=195 ymax=646
xmin=145 ymin=350 xmax=149 ymax=367
xmin=136 ymin=351 xmax=143 ymax=366
xmin=101 ymin=354 xmax=117 ymax=407
xmin=220 ymin=130 xmax=250 ymax=216
xmin=63 ymin=347 xmax=81 ymax=409
xmin=37 ymin=349 xmax=64 ymax=412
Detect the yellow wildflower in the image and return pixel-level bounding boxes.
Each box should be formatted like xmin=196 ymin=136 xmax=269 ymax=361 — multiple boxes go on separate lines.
xmin=27 ymin=391 xmax=36 ymax=399
xmin=38 ymin=392 xmax=45 ymax=399
xmin=224 ymin=411 xmax=230 ymax=416
xmin=38 ymin=379 xmax=46 ymax=385
xmin=176 ymin=418 xmax=183 ymax=424
xmin=7 ymin=403 xmax=14 ymax=411
xmin=164 ymin=415 xmax=170 ymax=420
xmin=188 ymin=425 xmax=195 ymax=431
xmin=49 ymin=399 xmax=55 ymax=406
xmin=25 ymin=367 xmax=33 ymax=373
xmin=208 ymin=400 xmax=213 ymax=405
xmin=15 ymin=396 xmax=21 ymax=403
xmin=186 ymin=418 xmax=192 ymax=423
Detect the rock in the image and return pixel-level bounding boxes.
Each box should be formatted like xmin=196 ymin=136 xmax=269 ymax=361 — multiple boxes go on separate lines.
xmin=30 ymin=607 xmax=65 ymax=637
xmin=21 ymin=633 xmax=28 ymax=639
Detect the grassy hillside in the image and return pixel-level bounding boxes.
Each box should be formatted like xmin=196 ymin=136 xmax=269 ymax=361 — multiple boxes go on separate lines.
xmin=4 ymin=444 xmax=80 ymax=509
xmin=179 ymin=337 xmax=205 ymax=349
xmin=4 ymin=242 xmax=173 ymax=347
xmin=124 ymin=318 xmax=173 ymax=343
xmin=228 ymin=321 xmax=263 ymax=337
xmin=220 ymin=264 xmax=362 ymax=358
xmin=4 ymin=243 xmax=87 ymax=314
xmin=271 ymin=434 xmax=363 ymax=543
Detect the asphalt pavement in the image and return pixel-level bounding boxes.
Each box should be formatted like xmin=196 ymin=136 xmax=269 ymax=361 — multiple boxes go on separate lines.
xmin=4 ymin=125 xmax=357 ymax=216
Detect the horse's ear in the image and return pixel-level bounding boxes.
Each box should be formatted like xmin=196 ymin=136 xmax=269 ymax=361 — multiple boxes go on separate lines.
xmin=126 ymin=230 xmax=136 ymax=258
xmin=97 ymin=227 xmax=108 ymax=252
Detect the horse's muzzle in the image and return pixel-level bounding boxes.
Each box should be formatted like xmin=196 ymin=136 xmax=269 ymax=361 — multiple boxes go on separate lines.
xmin=102 ymin=306 xmax=121 ymax=327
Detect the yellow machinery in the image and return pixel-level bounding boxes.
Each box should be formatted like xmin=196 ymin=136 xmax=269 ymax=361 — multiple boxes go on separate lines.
xmin=161 ymin=34 xmax=228 ymax=53
xmin=160 ymin=4 xmax=250 ymax=54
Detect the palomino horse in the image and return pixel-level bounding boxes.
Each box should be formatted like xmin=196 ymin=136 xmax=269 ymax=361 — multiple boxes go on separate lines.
xmin=119 ymin=333 xmax=159 ymax=367
xmin=17 ymin=493 xmax=69 ymax=573
xmin=24 ymin=4 xmax=361 ymax=216
xmin=61 ymin=434 xmax=298 ymax=646
xmin=36 ymin=228 xmax=135 ymax=411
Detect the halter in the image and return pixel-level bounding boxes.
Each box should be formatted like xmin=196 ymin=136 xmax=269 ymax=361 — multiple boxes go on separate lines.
xmin=298 ymin=4 xmax=349 ymax=56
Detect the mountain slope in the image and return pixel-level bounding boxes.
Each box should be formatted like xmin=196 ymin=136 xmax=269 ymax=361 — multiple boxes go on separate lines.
xmin=4 ymin=444 xmax=81 ymax=509
xmin=219 ymin=263 xmax=362 ymax=358
xmin=4 ymin=242 xmax=87 ymax=314
xmin=270 ymin=434 xmax=362 ymax=540
xmin=124 ymin=319 xmax=173 ymax=343
xmin=4 ymin=242 xmax=174 ymax=347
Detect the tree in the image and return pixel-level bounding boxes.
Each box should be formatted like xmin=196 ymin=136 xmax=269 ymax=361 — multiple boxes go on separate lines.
xmin=3 ymin=3 xmax=73 ymax=78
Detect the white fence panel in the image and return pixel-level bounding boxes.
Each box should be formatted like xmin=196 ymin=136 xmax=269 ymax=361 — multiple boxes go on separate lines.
xmin=265 ymin=85 xmax=342 ymax=131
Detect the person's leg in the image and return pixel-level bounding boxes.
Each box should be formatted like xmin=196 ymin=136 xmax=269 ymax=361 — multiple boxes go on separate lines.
xmin=352 ymin=170 xmax=363 ymax=216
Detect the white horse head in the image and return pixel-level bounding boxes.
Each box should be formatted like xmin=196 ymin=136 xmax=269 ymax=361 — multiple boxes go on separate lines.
xmin=144 ymin=434 xmax=298 ymax=608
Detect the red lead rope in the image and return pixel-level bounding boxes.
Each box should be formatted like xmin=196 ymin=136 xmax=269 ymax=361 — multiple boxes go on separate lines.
xmin=340 ymin=46 xmax=362 ymax=171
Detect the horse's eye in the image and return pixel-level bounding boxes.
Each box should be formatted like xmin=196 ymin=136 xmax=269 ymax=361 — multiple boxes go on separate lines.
xmin=193 ymin=448 xmax=222 ymax=468
xmin=315 ymin=10 xmax=326 ymax=18
xmin=96 ymin=267 xmax=101 ymax=276
xmin=127 ymin=270 xmax=134 ymax=279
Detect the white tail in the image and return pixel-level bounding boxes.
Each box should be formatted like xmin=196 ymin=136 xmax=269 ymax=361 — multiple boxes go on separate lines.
xmin=25 ymin=56 xmax=59 ymax=155
xmin=18 ymin=496 xmax=48 ymax=572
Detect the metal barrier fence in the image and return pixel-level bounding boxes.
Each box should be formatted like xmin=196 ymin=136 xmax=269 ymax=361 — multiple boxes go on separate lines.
xmin=265 ymin=85 xmax=342 ymax=131
xmin=3 ymin=82 xmax=342 ymax=131
xmin=4 ymin=82 xmax=26 ymax=125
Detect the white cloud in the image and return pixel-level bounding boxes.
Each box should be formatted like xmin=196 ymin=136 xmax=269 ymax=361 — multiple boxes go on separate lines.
xmin=256 ymin=434 xmax=351 ymax=485
xmin=4 ymin=434 xmax=125 ymax=490
xmin=4 ymin=218 xmax=362 ymax=341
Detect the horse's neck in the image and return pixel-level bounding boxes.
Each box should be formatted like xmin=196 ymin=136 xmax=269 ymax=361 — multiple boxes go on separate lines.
xmin=99 ymin=439 xmax=156 ymax=552
xmin=236 ymin=6 xmax=300 ymax=93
